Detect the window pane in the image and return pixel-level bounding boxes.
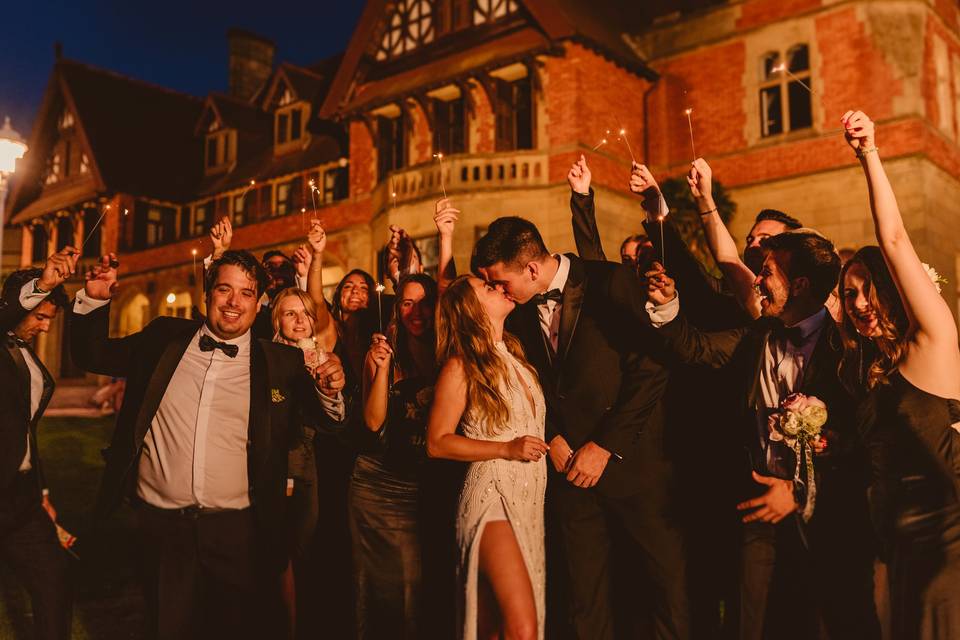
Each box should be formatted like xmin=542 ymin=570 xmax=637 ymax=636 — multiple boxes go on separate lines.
xmin=207 ymin=137 xmax=218 ymax=167
xmin=788 ymin=81 xmax=813 ymax=130
xmin=762 ymin=52 xmax=781 ymax=81
xmin=276 ymin=183 xmax=291 ymax=216
xmin=495 ymin=78 xmax=515 ymax=151
xmin=788 ymin=44 xmax=809 ymax=73
xmin=515 ymin=77 xmax=533 ymax=150
xmin=277 ymin=113 xmax=289 ymax=144
xmin=760 ymin=86 xmax=783 ymax=137
xmin=291 ymin=109 xmax=302 ymax=140
xmin=56 ymin=217 xmax=73 ymax=251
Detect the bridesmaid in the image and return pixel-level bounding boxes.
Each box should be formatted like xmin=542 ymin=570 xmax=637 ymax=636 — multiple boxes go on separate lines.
xmin=839 ymin=110 xmax=960 ymax=639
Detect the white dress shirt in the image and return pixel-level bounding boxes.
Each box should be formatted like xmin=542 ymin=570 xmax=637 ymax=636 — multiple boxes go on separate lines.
xmin=537 ymin=254 xmax=570 ymax=353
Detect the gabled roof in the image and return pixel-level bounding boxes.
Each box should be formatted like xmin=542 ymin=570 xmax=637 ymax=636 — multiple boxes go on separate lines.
xmin=320 ymin=0 xmax=660 ymax=119
xmin=10 ymin=58 xmax=204 ymax=222
xmin=195 ymin=93 xmax=269 ymax=136
xmin=262 ymin=59 xmax=341 ymax=111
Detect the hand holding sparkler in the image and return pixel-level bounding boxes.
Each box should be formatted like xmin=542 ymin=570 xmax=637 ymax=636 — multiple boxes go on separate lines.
xmin=209 ymin=216 xmax=233 ymax=260
xmin=687 ymin=158 xmax=715 ymax=205
xmin=567 ymin=154 xmax=592 ymax=195
xmin=83 ymin=253 xmax=120 ymax=301
xmin=644 ymin=261 xmax=676 ymax=307
xmin=292 ymin=245 xmax=312 ymax=280
xmin=434 ymin=198 xmax=459 ymax=239
xmin=307 ymin=220 xmax=327 ymax=256
xmin=841 ymin=110 xmax=876 ymax=155
xmin=38 ymin=246 xmax=80 ymax=291
xmin=367 ymin=332 xmax=394 ymax=372
xmin=375 ymin=283 xmax=386 ymax=334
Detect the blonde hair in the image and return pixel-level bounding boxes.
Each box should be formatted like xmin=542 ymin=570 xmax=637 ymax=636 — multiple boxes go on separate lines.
xmin=436 ymin=275 xmax=539 ymax=435
xmin=271 ymin=288 xmax=318 ymax=344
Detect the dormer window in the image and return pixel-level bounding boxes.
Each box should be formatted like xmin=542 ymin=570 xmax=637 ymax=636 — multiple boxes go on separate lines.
xmin=275 ymin=104 xmax=306 ymax=149
xmin=205 ymin=129 xmax=235 ymax=172
xmin=58 ymin=108 xmax=74 ymax=131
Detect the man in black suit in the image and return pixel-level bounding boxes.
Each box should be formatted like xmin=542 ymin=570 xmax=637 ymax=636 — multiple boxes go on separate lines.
xmin=0 ymin=247 xmax=78 ymax=640
xmin=646 ymin=230 xmax=879 ymax=639
xmin=473 ymin=218 xmax=688 ymax=639
xmin=70 ymin=250 xmax=349 ymax=640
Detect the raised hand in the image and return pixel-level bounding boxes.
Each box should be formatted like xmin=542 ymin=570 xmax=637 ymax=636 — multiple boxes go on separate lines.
xmin=84 ymin=253 xmax=120 ymax=301
xmin=38 ymin=247 xmax=79 ymax=291
xmin=366 ymin=333 xmax=393 ymax=371
xmin=209 ymin=216 xmax=233 ymax=259
xmin=628 ymin=162 xmax=660 ymax=196
xmin=643 ymin=261 xmax=676 ymax=306
xmin=841 ymin=110 xmax=876 ymax=153
xmin=687 ymin=158 xmax=714 ymax=202
xmin=292 ymin=244 xmax=312 ymax=279
xmin=566 ymin=441 xmax=611 ymax=488
xmin=567 ymin=154 xmax=592 ymax=194
xmin=504 ymin=435 xmax=549 ymax=462
xmin=314 ymin=351 xmax=346 ymax=397
xmin=307 ymin=220 xmax=327 ymax=255
xmin=434 ymin=198 xmax=459 ymax=239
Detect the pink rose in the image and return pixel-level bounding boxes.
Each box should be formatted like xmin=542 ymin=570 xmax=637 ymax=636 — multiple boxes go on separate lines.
xmin=781 ymin=393 xmax=808 ymax=413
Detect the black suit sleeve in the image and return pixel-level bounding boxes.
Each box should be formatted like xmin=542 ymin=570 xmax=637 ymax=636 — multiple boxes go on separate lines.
xmin=570 ymin=189 xmax=607 ymax=261
xmin=657 ymin=310 xmax=749 ymax=369
xmin=69 ymin=302 xmax=150 ymax=377
xmin=294 ymin=365 xmax=351 ymax=437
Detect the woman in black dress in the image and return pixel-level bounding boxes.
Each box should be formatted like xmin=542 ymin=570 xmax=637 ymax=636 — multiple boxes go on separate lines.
xmin=838 ymin=111 xmax=960 ymax=639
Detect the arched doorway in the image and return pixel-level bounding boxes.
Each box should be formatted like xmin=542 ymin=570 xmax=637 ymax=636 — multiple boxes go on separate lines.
xmin=119 ymin=293 xmax=151 ymax=336
xmin=161 ymin=291 xmax=192 ymax=319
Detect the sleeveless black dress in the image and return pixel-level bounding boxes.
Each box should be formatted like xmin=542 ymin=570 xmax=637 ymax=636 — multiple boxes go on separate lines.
xmin=860 ymin=372 xmax=960 ymax=639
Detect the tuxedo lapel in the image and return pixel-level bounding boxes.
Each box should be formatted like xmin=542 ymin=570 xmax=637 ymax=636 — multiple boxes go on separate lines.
xmin=800 ymin=321 xmax=839 ymax=392
xmin=557 ymin=255 xmax=586 ymax=363
xmin=133 ymin=323 xmax=200 ymax=445
xmin=745 ymin=321 xmax=773 ymax=412
xmin=4 ymin=342 xmax=31 ymax=419
xmin=513 ymin=303 xmax=553 ymax=375
xmin=27 ymin=344 xmax=55 ymax=423
xmin=248 ymin=339 xmax=271 ymax=482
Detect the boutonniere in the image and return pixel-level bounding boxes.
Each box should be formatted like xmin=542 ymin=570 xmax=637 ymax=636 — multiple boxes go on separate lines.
xmin=271 ymin=388 xmax=286 ymax=404
xmin=767 ymin=393 xmax=828 ymax=522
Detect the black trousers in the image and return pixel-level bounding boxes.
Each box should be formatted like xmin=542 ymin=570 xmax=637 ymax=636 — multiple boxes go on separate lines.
xmin=739 ymin=519 xmax=879 ymax=640
xmin=0 ymin=471 xmax=72 ymax=640
xmin=136 ymin=504 xmax=282 ymax=640
xmin=549 ymin=479 xmax=689 ymax=640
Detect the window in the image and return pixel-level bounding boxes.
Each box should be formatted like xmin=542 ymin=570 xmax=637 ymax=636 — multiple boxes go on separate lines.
xmin=82 ymin=208 xmax=101 ymax=258
xmin=377 ymin=114 xmax=406 ymax=181
xmin=759 ymin=44 xmax=813 ymax=138
xmin=31 ymin=224 xmax=48 ymax=263
xmin=291 ymin=109 xmax=302 ymax=141
xmin=136 ymin=203 xmax=177 ymax=248
xmin=233 ymin=195 xmax=246 ymax=226
xmin=322 ymin=167 xmax=349 ymax=203
xmin=435 ymin=0 xmax=472 ymax=35
xmin=44 ymin=152 xmax=61 ymax=185
xmin=376 ymin=0 xmax=434 ymax=61
xmin=206 ymin=137 xmax=218 ymax=168
xmin=275 ymin=106 xmax=306 ymax=150
xmin=276 ymin=181 xmax=292 ymax=216
xmin=63 ymin=141 xmax=72 ymax=178
xmin=473 ymin=0 xmax=517 ymax=25
xmin=79 ymin=153 xmax=90 ymax=174
xmin=277 ymin=113 xmax=289 ymax=144
xmin=433 ymin=96 xmax=466 ymax=155
xmin=193 ymin=202 xmax=212 ymax=236
xmin=414 ymin=234 xmax=439 ymax=279
xmin=56 ymin=217 xmax=73 ymax=251
xmin=205 ymin=131 xmax=234 ymax=171
xmin=495 ymin=76 xmax=533 ymax=151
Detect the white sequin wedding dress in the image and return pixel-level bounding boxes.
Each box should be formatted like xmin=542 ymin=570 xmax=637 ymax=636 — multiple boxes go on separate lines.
xmin=456 ymin=341 xmax=546 ymax=640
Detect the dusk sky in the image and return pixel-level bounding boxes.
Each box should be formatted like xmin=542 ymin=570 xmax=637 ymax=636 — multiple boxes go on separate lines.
xmin=0 ymin=0 xmax=366 ymax=138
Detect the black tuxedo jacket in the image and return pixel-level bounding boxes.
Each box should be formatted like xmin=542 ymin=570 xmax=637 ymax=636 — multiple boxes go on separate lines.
xmin=1 ymin=291 xmax=55 ymax=500
xmin=69 ymin=303 xmax=349 ymax=573
xmin=657 ymin=313 xmax=871 ymax=540
xmin=506 ymin=254 xmax=673 ymax=498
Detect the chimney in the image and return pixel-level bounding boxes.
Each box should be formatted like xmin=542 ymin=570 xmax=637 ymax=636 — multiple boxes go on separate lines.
xmin=227 ymin=28 xmax=275 ymax=101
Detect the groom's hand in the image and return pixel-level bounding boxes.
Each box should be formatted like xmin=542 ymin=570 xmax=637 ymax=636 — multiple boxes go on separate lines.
xmin=566 ymin=441 xmax=611 ymax=488
xmin=737 ymin=471 xmax=798 ymax=524
xmin=548 ymin=435 xmax=574 ymax=473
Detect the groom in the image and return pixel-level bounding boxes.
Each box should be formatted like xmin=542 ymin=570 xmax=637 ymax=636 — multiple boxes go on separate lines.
xmin=473 ymin=218 xmax=688 ymax=639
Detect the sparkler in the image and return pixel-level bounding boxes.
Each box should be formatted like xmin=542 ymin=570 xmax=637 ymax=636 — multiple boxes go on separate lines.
xmin=79 ymin=204 xmax=128 ymax=255
xmin=771 ymin=63 xmax=817 ymax=97
xmin=591 ymin=130 xmax=611 ymax=151
xmin=432 ymin=152 xmax=447 ymax=198
xmin=375 ymin=283 xmax=386 ymax=333
xmin=239 ymin=179 xmax=256 ymax=201
xmin=308 ymin=179 xmax=320 ymax=223
xmin=390 ymin=177 xmax=398 ymax=211
xmin=615 ymin=125 xmax=637 ymax=164
xmin=191 ymin=248 xmax=198 ymax=286
xmin=684 ymin=108 xmax=697 ymax=163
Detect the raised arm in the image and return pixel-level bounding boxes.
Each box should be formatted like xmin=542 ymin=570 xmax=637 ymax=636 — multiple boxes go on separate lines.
xmin=426 ymin=357 xmax=548 ymax=462
xmin=305 ymin=221 xmax=337 ymax=352
xmin=433 ymin=198 xmax=458 ymax=295
xmin=688 ymin=159 xmax=762 ymax=319
xmin=568 ymin=154 xmax=607 ymax=261
xmin=361 ymin=334 xmax=392 ymax=432
xmin=1 ymin=247 xmax=78 ymax=333
xmin=843 ymin=111 xmax=960 ymax=383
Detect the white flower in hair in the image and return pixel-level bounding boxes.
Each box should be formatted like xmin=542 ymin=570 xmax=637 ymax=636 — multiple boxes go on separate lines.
xmin=921 ymin=262 xmax=947 ymax=294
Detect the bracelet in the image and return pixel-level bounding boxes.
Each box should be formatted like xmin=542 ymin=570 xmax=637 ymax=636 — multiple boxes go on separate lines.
xmin=32 ymin=280 xmax=49 ymax=295
xmin=699 ymin=207 xmax=718 ymax=216
xmin=856 ymin=146 xmax=879 ymax=158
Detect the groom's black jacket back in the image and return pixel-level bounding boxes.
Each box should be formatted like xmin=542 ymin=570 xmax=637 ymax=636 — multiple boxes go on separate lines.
xmin=506 ymin=254 xmax=673 ymax=499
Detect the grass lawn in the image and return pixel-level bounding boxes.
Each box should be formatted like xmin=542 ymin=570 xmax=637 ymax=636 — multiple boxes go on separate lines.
xmin=0 ymin=417 xmax=143 ymax=639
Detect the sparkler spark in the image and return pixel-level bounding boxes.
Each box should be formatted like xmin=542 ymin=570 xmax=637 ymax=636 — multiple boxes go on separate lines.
xmin=432 ymin=152 xmax=447 ymax=198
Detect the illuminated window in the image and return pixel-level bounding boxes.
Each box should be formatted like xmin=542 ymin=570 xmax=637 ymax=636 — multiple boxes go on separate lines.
xmin=376 ymin=0 xmax=434 ymax=61
xmin=760 ymin=44 xmax=813 ymax=138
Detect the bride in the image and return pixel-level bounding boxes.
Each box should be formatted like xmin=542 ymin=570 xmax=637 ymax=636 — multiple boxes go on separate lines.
xmin=427 ymin=275 xmax=548 ymax=640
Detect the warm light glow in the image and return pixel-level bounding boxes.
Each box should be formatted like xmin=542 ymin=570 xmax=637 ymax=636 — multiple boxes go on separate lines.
xmin=771 ymin=63 xmax=786 ymax=73
xmin=122 ymin=208 xmax=129 ymax=215
xmin=618 ymin=128 xmax=626 ymax=135
xmin=391 ymin=192 xmax=397 ymax=198
xmin=250 ymin=180 xmax=256 ymax=185
xmin=165 ymin=293 xmax=176 ymax=304
xmin=0 ymin=117 xmax=28 ymax=175
xmin=308 ymin=179 xmax=315 ymax=186
xmin=375 ymin=283 xmax=386 ymax=293
xmin=301 ymin=207 xmax=306 ymax=213
xmin=684 ymin=108 xmax=693 ymax=115
xmin=433 ymin=152 xmax=443 ymax=159
xmin=191 ymin=249 xmax=197 ymax=256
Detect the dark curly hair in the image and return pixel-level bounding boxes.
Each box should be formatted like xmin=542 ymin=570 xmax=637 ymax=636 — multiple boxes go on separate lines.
xmin=204 ymin=250 xmax=269 ymax=299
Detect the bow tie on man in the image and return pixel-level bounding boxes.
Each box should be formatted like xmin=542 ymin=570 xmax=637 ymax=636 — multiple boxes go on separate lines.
xmin=199 ymin=334 xmax=239 ymax=358
xmin=769 ymin=321 xmax=806 ymax=348
xmin=530 ymin=288 xmax=563 ymax=306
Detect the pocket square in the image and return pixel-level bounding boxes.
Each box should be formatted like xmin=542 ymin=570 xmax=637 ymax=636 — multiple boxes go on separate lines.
xmin=271 ymin=389 xmax=286 ymax=403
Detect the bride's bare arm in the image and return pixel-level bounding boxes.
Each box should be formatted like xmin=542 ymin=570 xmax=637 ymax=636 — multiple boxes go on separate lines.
xmin=426 ymin=358 xmax=548 ymax=462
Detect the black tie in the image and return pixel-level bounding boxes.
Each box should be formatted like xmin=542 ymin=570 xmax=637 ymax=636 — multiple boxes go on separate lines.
xmin=199 ymin=334 xmax=239 ymax=358
xmin=6 ymin=333 xmax=29 ymax=349
xmin=770 ymin=322 xmax=805 ymax=348
xmin=530 ymin=288 xmax=563 ymax=306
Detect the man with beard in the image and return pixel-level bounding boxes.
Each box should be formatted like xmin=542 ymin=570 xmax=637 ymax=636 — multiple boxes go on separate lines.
xmin=645 ymin=231 xmax=879 ymax=640
xmin=70 ymin=250 xmax=349 ymax=640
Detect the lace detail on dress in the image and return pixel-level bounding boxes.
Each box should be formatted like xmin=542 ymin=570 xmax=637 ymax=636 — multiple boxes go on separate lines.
xmin=456 ymin=342 xmax=546 ymax=640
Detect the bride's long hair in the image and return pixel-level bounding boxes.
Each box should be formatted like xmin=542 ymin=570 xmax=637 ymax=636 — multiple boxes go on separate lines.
xmin=437 ymin=276 xmax=538 ymax=435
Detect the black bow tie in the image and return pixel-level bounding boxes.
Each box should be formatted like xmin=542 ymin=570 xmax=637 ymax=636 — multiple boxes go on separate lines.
xmin=530 ymin=288 xmax=563 ymax=306
xmin=770 ymin=323 xmax=806 ymax=348
xmin=199 ymin=334 xmax=239 ymax=358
